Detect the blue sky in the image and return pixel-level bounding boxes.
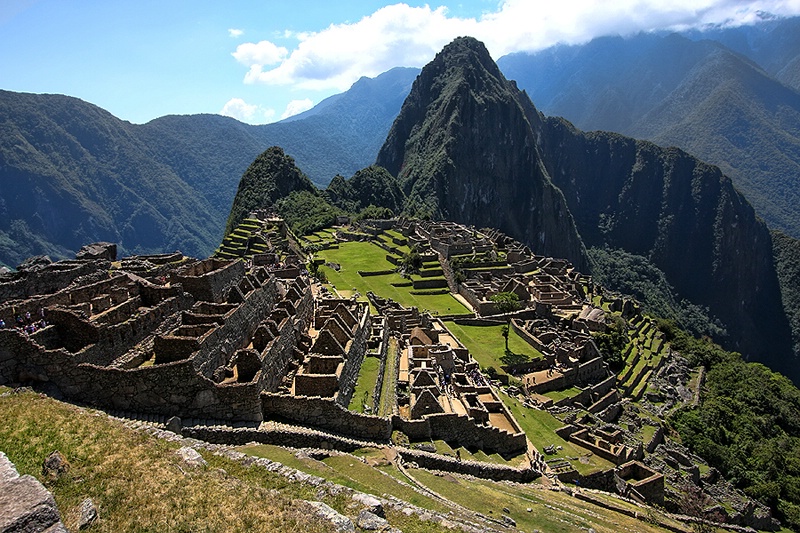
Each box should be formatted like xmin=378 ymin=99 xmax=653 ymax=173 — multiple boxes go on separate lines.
xmin=2 ymin=0 xmax=799 ymax=125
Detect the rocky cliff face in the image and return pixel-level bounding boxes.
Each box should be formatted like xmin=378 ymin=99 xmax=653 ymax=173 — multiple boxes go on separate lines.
xmin=539 ymin=119 xmax=793 ymax=374
xmin=377 ymin=37 xmax=589 ymax=271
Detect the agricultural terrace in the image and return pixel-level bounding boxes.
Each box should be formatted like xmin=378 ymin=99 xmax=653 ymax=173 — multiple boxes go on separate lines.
xmin=316 ymin=241 xmax=469 ymax=315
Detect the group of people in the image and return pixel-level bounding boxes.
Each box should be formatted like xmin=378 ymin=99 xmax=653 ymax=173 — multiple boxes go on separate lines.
xmin=0 ymin=308 xmax=47 ymax=335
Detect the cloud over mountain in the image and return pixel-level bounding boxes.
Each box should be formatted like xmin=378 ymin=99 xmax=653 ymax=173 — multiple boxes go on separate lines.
xmin=232 ymin=0 xmax=800 ymax=92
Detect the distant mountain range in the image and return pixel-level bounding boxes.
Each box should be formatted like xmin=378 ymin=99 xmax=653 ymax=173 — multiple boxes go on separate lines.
xmin=3 ymin=17 xmax=800 ymax=381
xmin=498 ymin=18 xmax=800 ymax=238
xmin=0 ymin=68 xmax=415 ymax=267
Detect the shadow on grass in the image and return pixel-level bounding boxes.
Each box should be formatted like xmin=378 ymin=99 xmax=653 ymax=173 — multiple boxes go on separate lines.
xmin=500 ymin=350 xmax=532 ymax=366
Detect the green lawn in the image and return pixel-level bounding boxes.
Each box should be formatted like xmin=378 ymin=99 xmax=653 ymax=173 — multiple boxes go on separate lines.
xmin=239 ymin=444 xmax=447 ymax=513
xmin=543 ymin=386 xmax=583 ymax=402
xmin=443 ymin=321 xmax=544 ymax=375
xmin=377 ymin=339 xmax=399 ymax=417
xmin=318 ymin=241 xmax=469 ymax=315
xmin=349 ymin=355 xmax=380 ymax=413
xmin=501 ymin=395 xmax=613 ymax=475
xmin=409 ymin=469 xmax=674 ymax=533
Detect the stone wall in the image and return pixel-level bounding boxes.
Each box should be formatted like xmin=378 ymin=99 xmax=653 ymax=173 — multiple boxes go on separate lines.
xmin=190 ymin=276 xmax=280 ymax=379
xmin=616 ymin=461 xmax=665 ymax=505
xmin=261 ymin=393 xmax=393 ymax=441
xmin=260 ymin=317 xmax=301 ymax=392
xmin=588 ymin=390 xmax=620 ymax=414
xmin=425 ymin=413 xmax=527 ymax=455
xmin=0 ymin=330 xmax=263 ymax=421
xmin=174 ymin=259 xmax=245 ymax=303
xmin=391 ymin=416 xmax=431 ymax=441
xmin=398 ymin=448 xmax=539 ymax=482
xmin=0 ymin=259 xmax=105 ymax=302
xmin=370 ymin=321 xmax=391 ymax=410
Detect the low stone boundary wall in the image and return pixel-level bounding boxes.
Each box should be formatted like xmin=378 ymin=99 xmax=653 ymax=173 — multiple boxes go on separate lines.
xmin=261 ymin=393 xmax=392 ymax=442
xmin=183 ymin=424 xmax=366 ymax=452
xmin=358 ymin=270 xmax=395 ymax=277
xmin=398 ymin=448 xmax=539 ymax=483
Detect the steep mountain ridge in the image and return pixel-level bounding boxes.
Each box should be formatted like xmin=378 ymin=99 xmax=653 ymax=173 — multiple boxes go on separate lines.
xmin=497 ymin=25 xmax=800 ymax=239
xmin=377 ymin=37 xmax=588 ymax=271
xmin=539 ymin=119 xmax=793 ymax=376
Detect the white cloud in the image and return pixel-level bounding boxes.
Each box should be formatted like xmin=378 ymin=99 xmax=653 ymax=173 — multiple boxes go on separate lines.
xmin=219 ymin=98 xmax=275 ymax=124
xmin=281 ymin=98 xmax=314 ymax=119
xmin=228 ymin=28 xmax=244 ymax=38
xmin=232 ymin=40 xmax=289 ymax=69
xmin=233 ymin=1 xmax=800 ymax=91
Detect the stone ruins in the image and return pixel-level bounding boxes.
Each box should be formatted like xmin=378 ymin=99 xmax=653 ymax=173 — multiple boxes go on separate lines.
xmin=0 ymin=215 xmax=777 ymax=529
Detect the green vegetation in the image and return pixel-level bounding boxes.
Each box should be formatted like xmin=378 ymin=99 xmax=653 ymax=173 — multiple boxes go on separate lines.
xmin=275 ymin=190 xmax=341 ymax=236
xmin=349 ymin=355 xmax=380 ymax=413
xmin=592 ymin=315 xmax=628 ymax=370
xmin=588 ymin=247 xmax=726 ymax=341
xmin=317 ymin=241 xmax=469 ymax=315
xmin=238 ymin=444 xmax=449 ymax=515
xmin=772 ymin=230 xmax=800 ymax=360
xmin=443 ymin=321 xmax=543 ymax=376
xmin=325 ymin=165 xmax=405 ymax=215
xmin=408 ymin=469 xmax=675 ymax=533
xmin=666 ymin=328 xmax=800 ymax=530
xmin=225 ymin=147 xmax=319 ymax=235
xmin=501 ymin=395 xmax=614 ymax=475
xmin=489 ymin=291 xmax=521 ymax=314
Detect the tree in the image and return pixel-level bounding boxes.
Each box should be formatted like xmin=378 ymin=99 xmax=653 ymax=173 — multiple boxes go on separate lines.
xmin=400 ymin=246 xmax=423 ymax=275
xmin=501 ymin=323 xmax=510 ymax=352
xmin=490 ymin=291 xmax=521 ymax=315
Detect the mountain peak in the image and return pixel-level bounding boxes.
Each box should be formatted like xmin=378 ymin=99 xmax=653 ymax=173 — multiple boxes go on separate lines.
xmin=376 ymin=37 xmax=588 ymax=269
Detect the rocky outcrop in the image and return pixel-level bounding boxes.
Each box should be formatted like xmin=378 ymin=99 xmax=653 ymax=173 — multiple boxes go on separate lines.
xmin=0 ymin=451 xmax=67 ymax=533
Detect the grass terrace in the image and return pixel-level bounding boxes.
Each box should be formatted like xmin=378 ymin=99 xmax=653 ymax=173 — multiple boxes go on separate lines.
xmin=349 ymin=355 xmax=380 ymax=413
xmin=501 ymin=395 xmax=614 ymax=475
xmin=237 ymin=444 xmax=449 ymax=515
xmin=542 ymin=386 xmax=584 ymax=403
xmin=443 ymin=321 xmax=544 ymax=376
xmin=317 ymin=241 xmax=469 ymax=315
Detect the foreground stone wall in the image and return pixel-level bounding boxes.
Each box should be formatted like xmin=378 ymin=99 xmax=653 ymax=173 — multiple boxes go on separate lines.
xmin=261 ymin=393 xmax=393 ymax=441
xmin=0 ymin=330 xmax=263 ymax=421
